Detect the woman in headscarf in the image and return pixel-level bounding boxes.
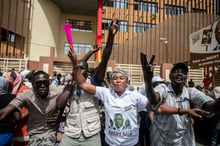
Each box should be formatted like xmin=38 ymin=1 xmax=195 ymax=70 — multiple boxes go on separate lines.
xmin=0 ymin=77 xmax=21 ymax=146
xmin=68 ymin=48 xmax=150 ymax=146
xmin=4 ymin=70 xmax=22 ymax=95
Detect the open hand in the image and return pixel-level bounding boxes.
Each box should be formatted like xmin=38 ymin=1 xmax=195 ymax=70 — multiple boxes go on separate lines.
xmin=109 ymin=19 xmax=119 ymax=35
xmin=90 ymin=45 xmax=99 ymax=53
xmin=187 ymin=108 xmax=210 ymax=118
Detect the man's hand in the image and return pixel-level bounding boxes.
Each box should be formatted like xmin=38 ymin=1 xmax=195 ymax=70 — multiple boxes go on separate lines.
xmin=90 ymin=45 xmax=99 ymax=53
xmin=68 ymin=47 xmax=78 ymax=67
xmin=186 ymin=108 xmax=210 ymax=118
xmin=140 ymin=53 xmax=158 ymax=104
xmin=109 ymin=19 xmax=119 ymax=36
xmin=140 ymin=52 xmax=155 ymax=83
xmin=81 ymin=45 xmax=99 ymax=62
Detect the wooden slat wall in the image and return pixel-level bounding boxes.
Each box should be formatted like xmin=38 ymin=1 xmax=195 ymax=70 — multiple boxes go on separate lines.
xmin=102 ymin=0 xmax=220 ymax=65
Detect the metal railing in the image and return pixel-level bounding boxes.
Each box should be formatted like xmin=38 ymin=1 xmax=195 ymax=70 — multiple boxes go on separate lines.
xmin=0 ymin=58 xmax=28 ymax=73
xmin=1 ymin=57 xmax=216 ymax=87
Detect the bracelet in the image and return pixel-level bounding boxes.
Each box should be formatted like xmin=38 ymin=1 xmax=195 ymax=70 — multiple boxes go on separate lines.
xmin=177 ymin=108 xmax=183 ymax=115
xmin=73 ymin=64 xmax=81 ymax=69
xmin=73 ymin=61 xmax=83 ymax=69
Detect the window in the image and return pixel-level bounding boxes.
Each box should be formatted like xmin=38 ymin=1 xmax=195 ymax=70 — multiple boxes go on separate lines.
xmin=164 ymin=5 xmax=185 ymax=15
xmin=133 ymin=22 xmax=155 ymax=33
xmin=104 ymin=0 xmax=128 ymax=9
xmin=102 ymin=19 xmax=127 ymax=32
xmin=67 ymin=19 xmax=93 ymax=32
xmin=64 ymin=43 xmax=92 ymax=55
xmin=119 ymin=21 xmax=128 ymax=32
xmin=191 ymin=8 xmax=207 ymax=14
xmin=134 ymin=1 xmax=158 ymax=14
xmin=102 ymin=19 xmax=112 ymax=30
xmin=0 ymin=28 xmax=15 ymax=42
xmin=104 ymin=0 xmax=113 ymax=7
xmin=8 ymin=31 xmax=15 ymax=42
xmin=1 ymin=28 xmax=7 ymax=41
xmin=114 ymin=0 xmax=128 ymax=9
xmin=213 ymin=0 xmax=219 ymax=15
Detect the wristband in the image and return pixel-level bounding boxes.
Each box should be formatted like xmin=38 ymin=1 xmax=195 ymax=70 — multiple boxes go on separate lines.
xmin=177 ymin=108 xmax=183 ymax=115
xmin=74 ymin=61 xmax=84 ymax=70
xmin=73 ymin=64 xmax=81 ymax=69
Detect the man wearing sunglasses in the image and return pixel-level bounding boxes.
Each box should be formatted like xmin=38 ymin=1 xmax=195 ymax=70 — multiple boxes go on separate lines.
xmin=0 ymin=70 xmax=75 ymax=145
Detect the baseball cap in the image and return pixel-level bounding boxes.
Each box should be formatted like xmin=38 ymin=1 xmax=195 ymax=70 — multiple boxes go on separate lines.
xmin=152 ymin=76 xmax=164 ymax=83
xmin=214 ymin=86 xmax=220 ymax=98
xmin=171 ymin=62 xmax=188 ymax=73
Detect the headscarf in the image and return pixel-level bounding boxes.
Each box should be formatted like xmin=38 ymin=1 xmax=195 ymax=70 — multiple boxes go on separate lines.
xmin=20 ymin=70 xmax=32 ymax=88
xmin=111 ymin=68 xmax=129 ymax=84
xmin=20 ymin=70 xmax=31 ymax=80
xmin=5 ymin=71 xmax=22 ymax=94
xmin=0 ymin=77 xmax=8 ymax=95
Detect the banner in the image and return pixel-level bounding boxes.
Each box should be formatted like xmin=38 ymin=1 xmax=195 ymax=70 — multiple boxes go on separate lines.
xmin=190 ymin=20 xmax=220 ymax=68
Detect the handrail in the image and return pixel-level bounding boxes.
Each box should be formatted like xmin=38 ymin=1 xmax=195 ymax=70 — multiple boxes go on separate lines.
xmin=0 ymin=58 xmax=28 ymax=73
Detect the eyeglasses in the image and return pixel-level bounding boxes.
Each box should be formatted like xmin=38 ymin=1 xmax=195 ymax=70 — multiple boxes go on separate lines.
xmin=34 ymin=80 xmax=50 ymax=87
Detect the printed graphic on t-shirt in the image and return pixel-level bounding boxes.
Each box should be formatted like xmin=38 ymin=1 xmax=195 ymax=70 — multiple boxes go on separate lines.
xmin=108 ymin=106 xmax=134 ymax=137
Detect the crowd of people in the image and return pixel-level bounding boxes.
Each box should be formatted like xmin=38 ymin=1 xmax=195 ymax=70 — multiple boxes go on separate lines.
xmin=0 ymin=19 xmax=220 ymax=146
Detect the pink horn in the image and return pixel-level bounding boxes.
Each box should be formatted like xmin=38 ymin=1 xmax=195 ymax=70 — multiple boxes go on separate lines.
xmin=61 ymin=24 xmax=73 ymax=49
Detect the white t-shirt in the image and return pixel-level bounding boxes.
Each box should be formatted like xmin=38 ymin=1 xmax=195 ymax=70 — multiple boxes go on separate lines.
xmin=95 ymin=87 xmax=148 ymax=146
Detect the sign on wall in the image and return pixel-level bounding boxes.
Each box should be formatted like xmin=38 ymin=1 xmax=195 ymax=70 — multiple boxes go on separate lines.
xmin=190 ymin=20 xmax=220 ymax=68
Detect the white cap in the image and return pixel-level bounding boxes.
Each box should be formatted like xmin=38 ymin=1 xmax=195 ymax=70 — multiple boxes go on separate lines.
xmin=152 ymin=76 xmax=164 ymax=83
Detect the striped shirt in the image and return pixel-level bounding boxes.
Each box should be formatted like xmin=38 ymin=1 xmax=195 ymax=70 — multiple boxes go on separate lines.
xmin=150 ymin=84 xmax=213 ymax=146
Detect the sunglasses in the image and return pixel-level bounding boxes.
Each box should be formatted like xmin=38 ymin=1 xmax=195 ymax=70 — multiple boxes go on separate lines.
xmin=34 ymin=80 xmax=50 ymax=87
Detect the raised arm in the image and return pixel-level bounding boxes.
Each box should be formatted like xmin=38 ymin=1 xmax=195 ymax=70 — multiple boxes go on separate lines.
xmin=82 ymin=45 xmax=99 ymax=62
xmin=56 ymin=44 xmax=98 ymax=108
xmin=68 ymin=47 xmax=96 ymax=95
xmin=56 ymin=74 xmax=76 ymax=109
xmin=95 ymin=19 xmax=119 ymax=82
xmin=140 ymin=53 xmax=160 ymax=105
